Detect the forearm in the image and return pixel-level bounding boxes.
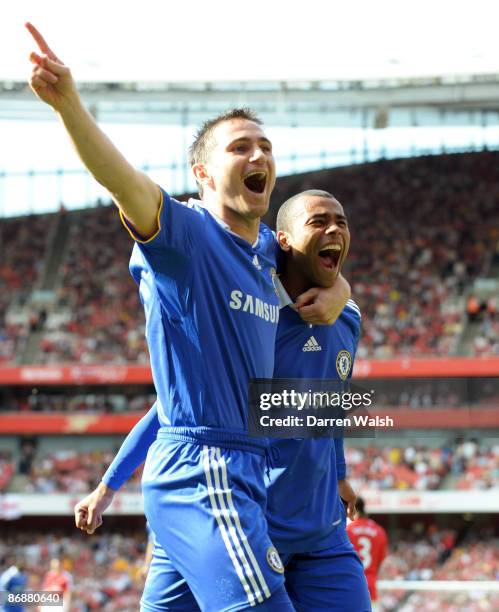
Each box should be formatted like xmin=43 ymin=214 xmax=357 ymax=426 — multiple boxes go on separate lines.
xmin=102 ymin=403 xmax=161 ymax=490
xmin=57 ymin=98 xmax=159 ymax=234
xmin=326 ymin=273 xmax=351 ymax=324
xmin=58 ymin=98 xmax=135 ymax=197
xmin=294 ymin=273 xmax=351 ymax=325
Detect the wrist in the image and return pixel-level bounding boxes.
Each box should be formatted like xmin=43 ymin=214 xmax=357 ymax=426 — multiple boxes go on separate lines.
xmin=56 ymin=93 xmax=86 ymax=123
xmin=97 ymin=480 xmax=116 ymax=498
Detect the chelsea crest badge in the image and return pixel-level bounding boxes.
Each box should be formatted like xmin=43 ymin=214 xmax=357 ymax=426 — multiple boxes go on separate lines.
xmin=336 ymin=350 xmax=352 ymax=381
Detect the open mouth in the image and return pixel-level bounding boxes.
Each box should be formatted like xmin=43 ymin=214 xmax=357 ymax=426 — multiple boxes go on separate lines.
xmin=243 ymin=171 xmax=267 ymax=194
xmin=318 ymin=244 xmax=342 ymax=269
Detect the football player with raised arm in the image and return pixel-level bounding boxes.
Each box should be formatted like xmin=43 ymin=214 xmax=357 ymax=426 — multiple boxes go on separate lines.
xmin=27 ymin=24 xmax=349 ymax=612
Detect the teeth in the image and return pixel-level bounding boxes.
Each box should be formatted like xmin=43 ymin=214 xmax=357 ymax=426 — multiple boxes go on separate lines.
xmin=320 ymin=244 xmax=341 ymax=252
xmin=244 ymin=171 xmax=267 ymax=180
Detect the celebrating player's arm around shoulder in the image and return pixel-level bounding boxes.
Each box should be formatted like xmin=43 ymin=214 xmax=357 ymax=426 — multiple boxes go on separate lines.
xmin=25 ymin=22 xmax=160 ymax=238
xmin=296 ymin=272 xmax=351 ymax=325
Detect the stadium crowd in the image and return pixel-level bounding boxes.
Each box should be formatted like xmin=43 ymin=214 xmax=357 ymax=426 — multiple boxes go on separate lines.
xmin=40 ymin=205 xmax=149 ymax=364
xmin=1 ymin=152 xmax=498 ymax=363
xmin=0 ymin=391 xmax=154 ymax=413
xmin=346 ymin=440 xmax=499 ymax=492
xmin=0 ymin=531 xmax=147 ymax=611
xmin=452 ymin=440 xmax=499 ymax=490
xmin=1 ymin=440 xmax=496 ymax=493
xmin=472 ymin=311 xmax=499 ymax=357
xmin=380 ymin=525 xmax=499 ymax=611
xmin=1 ymin=526 xmax=497 ymax=611
xmin=346 ymin=444 xmax=451 ymax=491
xmin=0 ymin=213 xmax=54 ymax=363
xmin=23 ymin=449 xmax=143 ymax=494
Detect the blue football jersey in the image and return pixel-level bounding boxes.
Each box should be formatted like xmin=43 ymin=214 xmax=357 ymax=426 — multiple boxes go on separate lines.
xmin=0 ymin=566 xmax=28 ymax=612
xmin=124 ymin=189 xmax=279 ymax=433
xmin=266 ymin=298 xmax=361 ymax=553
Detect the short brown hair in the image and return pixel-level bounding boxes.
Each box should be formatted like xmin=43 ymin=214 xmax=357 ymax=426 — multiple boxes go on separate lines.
xmin=189 ymin=107 xmax=263 ymax=197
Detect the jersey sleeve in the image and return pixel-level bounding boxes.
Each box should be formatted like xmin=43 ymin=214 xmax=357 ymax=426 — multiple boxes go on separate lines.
xmin=102 ymin=403 xmax=161 ymax=490
xmin=121 ymin=187 xmax=206 ymax=256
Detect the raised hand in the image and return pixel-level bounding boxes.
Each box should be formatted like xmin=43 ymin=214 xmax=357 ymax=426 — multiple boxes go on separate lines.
xmin=25 ymin=22 xmax=161 ymax=236
xmin=26 ymin=22 xmax=79 ymax=110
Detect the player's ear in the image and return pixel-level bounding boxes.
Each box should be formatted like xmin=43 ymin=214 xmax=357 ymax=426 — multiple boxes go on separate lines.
xmin=276 ymin=230 xmax=292 ymax=251
xmin=192 ymin=163 xmax=214 ymax=193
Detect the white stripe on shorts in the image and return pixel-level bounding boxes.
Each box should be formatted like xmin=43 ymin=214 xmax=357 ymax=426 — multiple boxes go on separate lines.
xmin=202 ymin=446 xmax=263 ymax=606
xmin=208 ymin=448 xmax=266 ymax=603
xmin=215 ymin=448 xmax=271 ymax=599
xmin=202 ymin=445 xmax=270 ymax=606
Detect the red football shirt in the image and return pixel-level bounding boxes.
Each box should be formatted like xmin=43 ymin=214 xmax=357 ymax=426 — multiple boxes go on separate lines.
xmin=347 ymin=517 xmax=388 ymax=601
xmin=42 ymin=570 xmax=72 ymax=593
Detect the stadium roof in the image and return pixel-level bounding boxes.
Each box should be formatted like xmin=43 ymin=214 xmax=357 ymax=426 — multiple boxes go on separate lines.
xmin=3 ymin=0 xmax=499 ymax=83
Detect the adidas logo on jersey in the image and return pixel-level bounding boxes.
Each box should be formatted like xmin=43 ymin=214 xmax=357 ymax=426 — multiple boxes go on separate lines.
xmin=252 ymin=255 xmax=262 ymax=270
xmin=303 ymin=336 xmax=322 ymax=352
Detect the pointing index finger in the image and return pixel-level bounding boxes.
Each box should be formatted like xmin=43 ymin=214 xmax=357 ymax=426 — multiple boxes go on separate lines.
xmin=25 ymin=22 xmax=59 ymax=62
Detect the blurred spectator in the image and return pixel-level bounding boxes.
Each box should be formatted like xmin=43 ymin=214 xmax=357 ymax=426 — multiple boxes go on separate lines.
xmin=40 ymin=558 xmax=72 ymax=612
xmin=18 ymin=440 xmax=37 ymax=477
xmin=466 ymin=294 xmax=482 ymax=323
xmin=0 ymin=558 xmax=28 ymax=612
xmin=0 ymin=451 xmax=14 ymax=492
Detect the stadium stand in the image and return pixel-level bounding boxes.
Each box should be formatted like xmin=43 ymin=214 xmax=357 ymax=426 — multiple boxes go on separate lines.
xmin=23 ymin=449 xmax=142 ymax=494
xmin=0 ymin=524 xmax=496 ymax=611
xmin=0 ymin=438 xmax=496 ymax=494
xmin=1 ymin=152 xmax=498 ymax=363
xmin=0 ymin=530 xmax=147 ymax=611
xmin=380 ymin=532 xmax=499 ymax=611
xmin=0 ymin=214 xmax=55 ymax=363
xmin=41 ymin=205 xmax=149 ymax=364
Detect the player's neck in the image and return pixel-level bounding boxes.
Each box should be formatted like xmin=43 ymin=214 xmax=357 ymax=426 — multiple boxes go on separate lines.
xmin=209 ymin=202 xmax=260 ymax=244
xmin=225 ymin=215 xmax=260 ymax=244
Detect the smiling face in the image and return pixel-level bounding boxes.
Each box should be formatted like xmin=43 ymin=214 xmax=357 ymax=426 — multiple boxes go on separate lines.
xmin=193 ymin=118 xmax=276 ymax=223
xmin=277 ymin=194 xmax=350 ymax=288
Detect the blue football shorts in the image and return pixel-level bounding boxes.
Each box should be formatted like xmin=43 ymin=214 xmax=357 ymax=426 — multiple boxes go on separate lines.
xmin=280 ymin=529 xmax=371 ymax=612
xmin=141 ymin=431 xmax=294 ymax=612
